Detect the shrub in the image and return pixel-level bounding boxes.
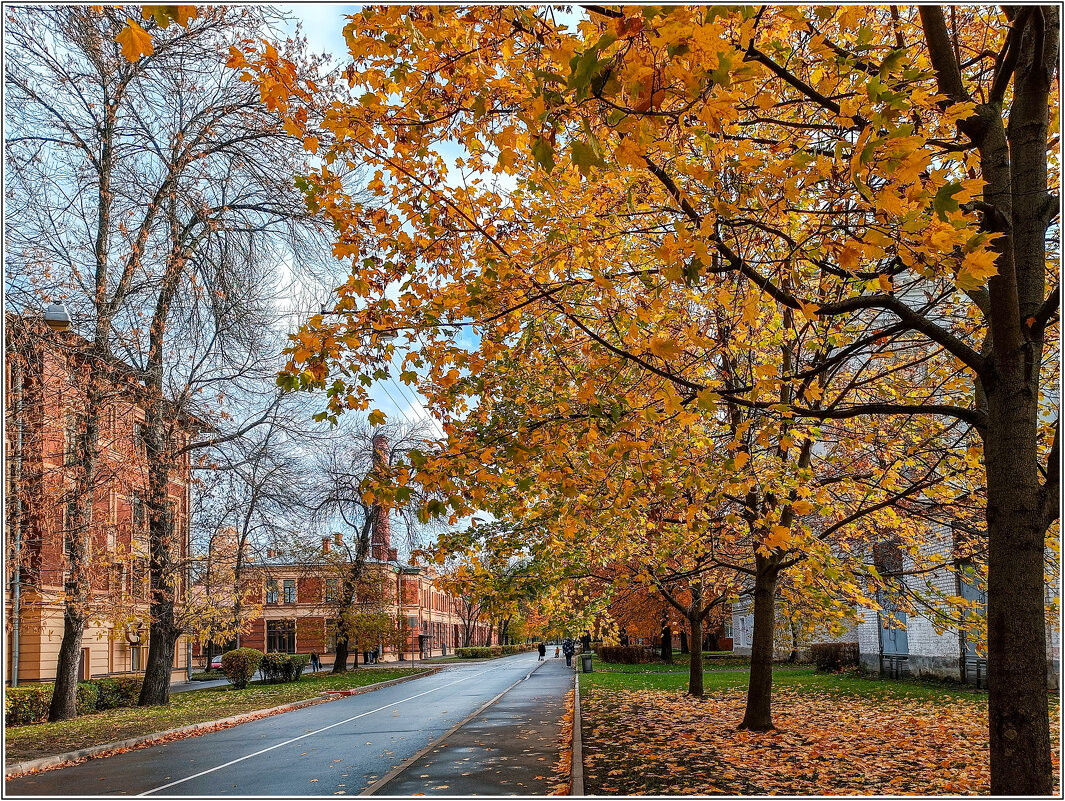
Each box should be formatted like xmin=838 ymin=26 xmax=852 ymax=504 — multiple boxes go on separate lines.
xmin=75 ymin=681 xmax=99 ymax=714
xmin=259 ymin=653 xmax=310 ymax=683
xmin=811 ymin=642 xmax=860 ymax=672
xmin=596 ymin=646 xmax=657 ymax=664
xmin=5 ymin=684 xmax=52 ymax=726
xmin=286 ymin=654 xmax=310 ymax=681
xmin=456 ymin=647 xmax=493 ymax=658
xmin=91 ymin=678 xmax=123 ymax=710
xmin=221 ymin=647 xmax=263 ymax=689
xmin=109 ymin=676 xmax=144 ymax=706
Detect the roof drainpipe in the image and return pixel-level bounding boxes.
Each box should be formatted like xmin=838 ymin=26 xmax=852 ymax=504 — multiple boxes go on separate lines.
xmin=9 ymin=357 xmax=23 ymax=686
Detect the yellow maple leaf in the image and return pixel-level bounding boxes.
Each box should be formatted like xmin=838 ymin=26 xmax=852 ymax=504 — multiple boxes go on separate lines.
xmin=115 ymin=18 xmax=154 ymax=61
xmin=764 ymin=524 xmax=791 ymax=549
xmin=649 ymin=338 xmax=683 ymax=360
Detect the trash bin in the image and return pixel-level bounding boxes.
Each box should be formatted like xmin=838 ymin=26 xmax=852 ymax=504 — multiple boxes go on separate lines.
xmin=581 ymin=652 xmax=594 ymax=673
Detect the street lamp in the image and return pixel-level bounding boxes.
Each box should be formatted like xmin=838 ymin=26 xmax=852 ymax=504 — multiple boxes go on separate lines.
xmin=43 ymin=300 xmax=72 ymax=332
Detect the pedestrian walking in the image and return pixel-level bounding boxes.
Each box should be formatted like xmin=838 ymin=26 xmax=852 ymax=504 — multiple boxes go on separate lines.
xmin=563 ymin=638 xmax=575 ymax=667
xmin=554 ymin=646 xmax=560 ymax=658
xmin=537 ymin=642 xmax=546 ymax=661
xmin=310 ymin=651 xmax=321 ymax=672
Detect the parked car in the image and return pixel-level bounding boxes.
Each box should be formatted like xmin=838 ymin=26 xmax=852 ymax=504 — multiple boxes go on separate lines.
xmin=210 ymin=655 xmax=223 ymax=670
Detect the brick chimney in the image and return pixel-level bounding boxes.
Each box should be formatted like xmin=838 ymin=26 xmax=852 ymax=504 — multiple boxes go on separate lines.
xmin=371 ymin=434 xmax=391 ymax=561
xmin=322 ymin=537 xmax=331 ymax=554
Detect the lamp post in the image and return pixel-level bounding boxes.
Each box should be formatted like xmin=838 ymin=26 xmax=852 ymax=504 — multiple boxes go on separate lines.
xmin=43 ymin=300 xmax=72 ymax=332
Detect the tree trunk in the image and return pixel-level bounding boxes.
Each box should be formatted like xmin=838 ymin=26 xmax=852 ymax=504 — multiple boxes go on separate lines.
xmin=679 ymin=629 xmax=689 ymax=655
xmin=920 ymin=9 xmax=1057 ymax=792
xmin=739 ymin=558 xmax=778 ymax=731
xmin=687 ymin=613 xmax=704 ymax=697
xmin=139 ymin=628 xmax=179 ymax=705
xmin=49 ymin=356 xmax=103 ymax=721
xmin=984 ymin=342 xmax=1052 ymax=792
xmin=332 ymin=637 xmax=349 ymax=673
xmin=49 ymin=614 xmax=86 ymax=720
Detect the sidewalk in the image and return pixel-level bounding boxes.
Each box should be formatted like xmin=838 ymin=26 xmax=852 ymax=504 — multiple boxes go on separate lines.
xmin=369 ymin=655 xmax=575 ymax=795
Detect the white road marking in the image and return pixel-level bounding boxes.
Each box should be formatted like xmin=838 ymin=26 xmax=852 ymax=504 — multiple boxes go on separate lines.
xmin=137 ymin=668 xmax=492 ymax=796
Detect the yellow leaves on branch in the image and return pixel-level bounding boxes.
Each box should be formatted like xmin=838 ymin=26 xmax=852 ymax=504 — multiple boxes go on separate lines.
xmin=113 ymin=7 xmax=200 ymax=62
xmin=115 ymin=18 xmax=154 ymax=61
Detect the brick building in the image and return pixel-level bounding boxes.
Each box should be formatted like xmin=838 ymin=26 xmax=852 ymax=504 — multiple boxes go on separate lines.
xmin=193 ymin=457 xmax=492 ymax=667
xmin=5 ymin=316 xmax=193 ymax=685
xmin=199 ymin=549 xmax=492 ymax=667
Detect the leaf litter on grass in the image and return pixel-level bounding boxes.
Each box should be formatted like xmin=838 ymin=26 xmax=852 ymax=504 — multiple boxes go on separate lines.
xmin=581 ymin=687 xmax=1060 ymax=795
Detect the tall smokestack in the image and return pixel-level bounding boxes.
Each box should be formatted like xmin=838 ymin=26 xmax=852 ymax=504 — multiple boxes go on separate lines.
xmin=371 ymin=434 xmax=391 ymax=560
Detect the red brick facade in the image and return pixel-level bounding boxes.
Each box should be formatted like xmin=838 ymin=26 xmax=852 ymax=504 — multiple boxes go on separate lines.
xmin=5 ymin=318 xmax=193 ymax=684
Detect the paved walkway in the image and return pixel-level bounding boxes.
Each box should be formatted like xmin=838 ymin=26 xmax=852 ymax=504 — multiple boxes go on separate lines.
xmin=7 ymin=654 xmax=567 ymax=796
xmin=371 ymin=655 xmax=574 ymax=795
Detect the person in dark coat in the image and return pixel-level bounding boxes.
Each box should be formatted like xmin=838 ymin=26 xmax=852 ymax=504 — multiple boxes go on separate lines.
xmin=562 ymin=638 xmax=575 ymax=667
xmin=537 ymin=642 xmax=546 ymax=661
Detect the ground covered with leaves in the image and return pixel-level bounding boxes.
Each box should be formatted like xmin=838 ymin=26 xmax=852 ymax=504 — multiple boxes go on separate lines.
xmin=6 ymin=667 xmax=428 ymax=764
xmin=581 ymin=670 xmax=1060 ymax=795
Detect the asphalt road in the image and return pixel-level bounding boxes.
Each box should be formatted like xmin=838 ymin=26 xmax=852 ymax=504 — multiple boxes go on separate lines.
xmin=373 ymin=655 xmax=573 ymax=795
xmin=6 ymin=653 xmax=545 ymax=797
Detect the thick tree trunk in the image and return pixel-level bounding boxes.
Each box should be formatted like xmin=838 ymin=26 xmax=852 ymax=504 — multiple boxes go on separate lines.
xmin=687 ymin=614 xmax=704 ymax=697
xmin=985 ymin=385 xmax=1051 ymax=793
xmin=679 ymin=629 xmax=689 ymax=654
xmin=920 ymin=8 xmax=1057 ymax=793
xmin=49 ymin=614 xmax=86 ymax=720
xmin=739 ymin=559 xmax=778 ymax=731
xmin=139 ymin=628 xmax=179 ymax=705
xmin=332 ymin=638 xmax=350 ymax=673
xmin=984 ymin=9 xmax=1057 ymax=795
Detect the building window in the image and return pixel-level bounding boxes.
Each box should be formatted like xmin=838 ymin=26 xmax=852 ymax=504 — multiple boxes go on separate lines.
xmin=325 ymin=578 xmax=338 ymax=603
xmin=266 ymin=619 xmax=296 ymax=653
xmin=265 ymin=579 xmax=278 ymax=605
xmin=283 ymin=579 xmax=296 ymax=604
xmin=723 ymin=620 xmax=733 ymax=639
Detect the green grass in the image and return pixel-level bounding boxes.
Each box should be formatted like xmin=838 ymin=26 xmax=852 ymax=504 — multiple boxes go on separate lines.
xmin=590 ymin=656 xmax=756 ymax=674
xmin=5 ymin=667 xmax=429 ymax=764
xmin=582 ymin=663 xmax=1010 ymax=704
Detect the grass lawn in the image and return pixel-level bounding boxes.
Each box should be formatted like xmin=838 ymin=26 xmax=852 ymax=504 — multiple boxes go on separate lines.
xmin=6 ymin=667 xmax=429 ymax=764
xmin=580 ymin=665 xmax=1060 ymax=795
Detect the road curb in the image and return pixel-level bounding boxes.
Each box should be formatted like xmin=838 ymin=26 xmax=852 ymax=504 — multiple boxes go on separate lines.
xmin=4 ymin=669 xmax=434 ymax=780
xmin=361 ymin=657 xmax=549 ymax=796
xmin=570 ymin=670 xmax=585 ymax=796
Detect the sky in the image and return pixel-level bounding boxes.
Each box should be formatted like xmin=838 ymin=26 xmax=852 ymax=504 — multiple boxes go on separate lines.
xmin=283 ymin=4 xmax=357 ymax=65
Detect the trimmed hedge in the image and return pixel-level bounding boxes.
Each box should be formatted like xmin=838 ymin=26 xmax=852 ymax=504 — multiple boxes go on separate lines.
xmin=455 ymin=643 xmax=536 ymax=659
xmin=4 ymin=684 xmax=52 ymax=726
xmin=4 ymin=676 xmax=145 ymax=727
xmin=75 ymin=681 xmax=99 ymax=715
xmin=259 ymin=653 xmax=310 ymax=683
xmin=596 ymin=646 xmax=657 ymax=664
xmin=221 ymin=647 xmax=263 ymax=689
xmin=811 ymin=642 xmax=860 ymax=672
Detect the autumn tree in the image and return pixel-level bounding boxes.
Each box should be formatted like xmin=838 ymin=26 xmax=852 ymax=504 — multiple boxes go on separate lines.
xmin=238 ymin=6 xmax=1058 ymax=792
